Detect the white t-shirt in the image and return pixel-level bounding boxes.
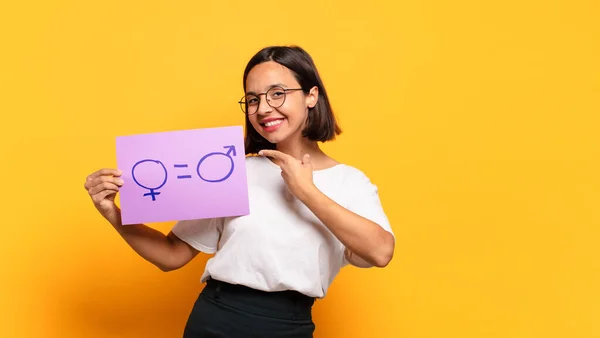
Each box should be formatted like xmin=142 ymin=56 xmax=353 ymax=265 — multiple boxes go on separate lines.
xmin=172 ymin=155 xmax=394 ymax=298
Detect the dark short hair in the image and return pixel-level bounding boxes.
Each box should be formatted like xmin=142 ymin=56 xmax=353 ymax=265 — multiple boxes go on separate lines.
xmin=241 ymin=45 xmax=342 ymax=155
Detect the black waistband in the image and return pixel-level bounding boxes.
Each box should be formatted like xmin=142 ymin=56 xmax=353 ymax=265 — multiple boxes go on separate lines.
xmin=202 ymin=278 xmax=315 ymax=320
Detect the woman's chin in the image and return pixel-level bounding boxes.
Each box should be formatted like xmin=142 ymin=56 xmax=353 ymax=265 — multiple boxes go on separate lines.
xmin=262 ymin=135 xmax=282 ymax=144
xmin=260 ymin=131 xmax=287 ymax=145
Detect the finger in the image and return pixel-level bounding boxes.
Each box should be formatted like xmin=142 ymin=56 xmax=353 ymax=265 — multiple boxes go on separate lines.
xmin=85 ymin=175 xmax=124 ymax=190
xmin=258 ymin=150 xmax=292 ymax=163
xmin=302 ymin=154 xmax=311 ymax=165
xmin=92 ymin=189 xmax=117 ymax=203
xmin=100 ymin=175 xmax=124 ymax=186
xmin=88 ymin=181 xmax=121 ymax=196
xmin=87 ymin=168 xmax=122 ymax=182
xmin=85 ymin=168 xmax=122 ymax=189
xmin=88 ymin=182 xmax=120 ymax=197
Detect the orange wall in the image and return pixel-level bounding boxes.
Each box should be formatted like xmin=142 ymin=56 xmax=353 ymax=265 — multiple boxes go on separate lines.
xmin=1 ymin=1 xmax=599 ymax=337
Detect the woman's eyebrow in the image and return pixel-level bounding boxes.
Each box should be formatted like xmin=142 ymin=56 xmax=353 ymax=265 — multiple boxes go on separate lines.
xmin=246 ymin=83 xmax=288 ymax=95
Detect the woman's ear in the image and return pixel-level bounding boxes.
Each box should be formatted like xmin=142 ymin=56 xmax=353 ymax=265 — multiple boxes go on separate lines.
xmin=306 ymin=86 xmax=319 ymax=108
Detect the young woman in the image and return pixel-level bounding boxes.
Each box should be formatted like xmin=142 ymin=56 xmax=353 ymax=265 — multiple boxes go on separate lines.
xmin=84 ymin=45 xmax=395 ymax=337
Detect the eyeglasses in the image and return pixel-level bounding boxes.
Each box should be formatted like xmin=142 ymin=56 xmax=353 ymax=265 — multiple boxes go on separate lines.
xmin=238 ymin=86 xmax=303 ymax=115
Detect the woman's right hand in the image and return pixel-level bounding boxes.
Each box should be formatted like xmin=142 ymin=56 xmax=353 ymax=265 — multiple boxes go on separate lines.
xmin=84 ymin=168 xmax=124 ymax=225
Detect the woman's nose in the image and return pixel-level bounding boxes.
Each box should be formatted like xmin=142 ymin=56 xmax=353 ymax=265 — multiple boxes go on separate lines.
xmin=256 ymin=97 xmax=273 ymax=115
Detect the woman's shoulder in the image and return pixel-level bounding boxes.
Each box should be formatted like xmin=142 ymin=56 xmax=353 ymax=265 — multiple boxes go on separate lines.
xmin=327 ymin=162 xmax=383 ymax=195
xmin=325 ymin=160 xmax=372 ymax=180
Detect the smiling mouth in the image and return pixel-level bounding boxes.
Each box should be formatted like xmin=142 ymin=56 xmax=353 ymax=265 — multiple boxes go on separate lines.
xmin=260 ymin=118 xmax=284 ymax=127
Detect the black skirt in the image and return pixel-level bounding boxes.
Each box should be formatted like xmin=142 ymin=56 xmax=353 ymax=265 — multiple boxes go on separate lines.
xmin=183 ymin=279 xmax=317 ymax=338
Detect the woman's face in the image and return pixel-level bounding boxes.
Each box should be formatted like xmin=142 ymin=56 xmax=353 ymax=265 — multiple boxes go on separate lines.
xmin=244 ymin=61 xmax=318 ymax=145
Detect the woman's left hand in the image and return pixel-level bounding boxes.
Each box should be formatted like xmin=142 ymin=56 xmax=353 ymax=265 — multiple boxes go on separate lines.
xmin=258 ymin=150 xmax=316 ymax=200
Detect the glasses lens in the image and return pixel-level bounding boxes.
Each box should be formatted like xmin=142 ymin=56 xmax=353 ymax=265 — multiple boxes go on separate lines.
xmin=242 ymin=94 xmax=259 ymax=114
xmin=267 ymin=87 xmax=286 ymax=108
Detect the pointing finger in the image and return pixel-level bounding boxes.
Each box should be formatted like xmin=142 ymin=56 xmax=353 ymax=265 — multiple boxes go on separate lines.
xmin=258 ymin=150 xmax=292 ymax=163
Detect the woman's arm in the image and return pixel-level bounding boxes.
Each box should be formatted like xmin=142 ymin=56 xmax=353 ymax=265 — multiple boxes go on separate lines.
xmin=111 ymin=210 xmax=201 ymax=272
xmin=258 ymin=150 xmax=395 ymax=268
xmin=345 ymin=247 xmax=376 ymax=268
xmin=84 ymin=167 xmax=199 ymax=272
xmin=297 ymin=186 xmax=395 ymax=268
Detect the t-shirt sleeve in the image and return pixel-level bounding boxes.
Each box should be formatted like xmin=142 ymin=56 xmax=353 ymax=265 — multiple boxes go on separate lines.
xmin=171 ymin=217 xmax=224 ymax=254
xmin=345 ymin=169 xmax=394 ymax=236
xmin=341 ymin=169 xmax=395 ymax=266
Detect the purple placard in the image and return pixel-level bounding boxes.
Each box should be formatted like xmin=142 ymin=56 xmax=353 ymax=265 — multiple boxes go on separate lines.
xmin=115 ymin=125 xmax=249 ymax=225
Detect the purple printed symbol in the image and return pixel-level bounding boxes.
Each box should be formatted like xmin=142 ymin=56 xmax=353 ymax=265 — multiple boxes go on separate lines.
xmin=131 ymin=159 xmax=168 ymax=201
xmin=197 ymin=145 xmax=236 ymax=183
xmin=174 ymin=164 xmax=192 ymax=179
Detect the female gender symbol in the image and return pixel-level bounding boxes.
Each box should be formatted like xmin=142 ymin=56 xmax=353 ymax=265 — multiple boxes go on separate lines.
xmin=196 ymin=145 xmax=236 ymax=183
xmin=131 ymin=159 xmax=168 ymax=201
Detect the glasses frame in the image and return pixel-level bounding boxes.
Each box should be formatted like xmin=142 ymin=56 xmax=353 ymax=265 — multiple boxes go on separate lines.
xmin=238 ymin=86 xmax=304 ymax=115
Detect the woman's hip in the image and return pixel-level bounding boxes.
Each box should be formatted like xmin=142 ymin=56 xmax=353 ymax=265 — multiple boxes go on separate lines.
xmin=183 ymin=279 xmax=316 ymax=338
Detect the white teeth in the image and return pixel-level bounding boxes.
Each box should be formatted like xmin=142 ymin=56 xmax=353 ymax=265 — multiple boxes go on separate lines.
xmin=264 ymin=119 xmax=283 ymax=127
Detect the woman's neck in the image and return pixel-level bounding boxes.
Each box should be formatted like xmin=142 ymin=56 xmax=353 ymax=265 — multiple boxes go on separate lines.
xmin=274 ymin=137 xmax=338 ymax=170
xmin=275 ymin=136 xmax=320 ymax=159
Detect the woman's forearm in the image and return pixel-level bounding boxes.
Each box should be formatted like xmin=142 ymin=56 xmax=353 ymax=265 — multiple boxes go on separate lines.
xmin=297 ymin=187 xmax=395 ymax=267
xmin=109 ymin=208 xmax=197 ymax=271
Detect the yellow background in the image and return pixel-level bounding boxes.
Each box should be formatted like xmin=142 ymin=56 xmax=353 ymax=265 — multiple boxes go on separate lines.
xmin=1 ymin=0 xmax=599 ymax=337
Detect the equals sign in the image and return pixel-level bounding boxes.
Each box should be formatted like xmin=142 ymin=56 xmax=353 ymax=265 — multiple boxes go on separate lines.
xmin=174 ymin=164 xmax=192 ymax=179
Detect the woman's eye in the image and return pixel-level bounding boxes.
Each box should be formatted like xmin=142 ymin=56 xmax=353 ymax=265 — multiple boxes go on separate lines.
xmin=272 ymin=91 xmax=284 ymax=97
xmin=247 ymin=98 xmax=259 ymax=104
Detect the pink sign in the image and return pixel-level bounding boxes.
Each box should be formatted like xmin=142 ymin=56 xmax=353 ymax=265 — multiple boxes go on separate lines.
xmin=115 ymin=125 xmax=249 ymax=225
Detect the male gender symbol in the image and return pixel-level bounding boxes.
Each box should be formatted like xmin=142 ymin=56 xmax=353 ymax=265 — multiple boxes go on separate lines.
xmin=196 ymin=145 xmax=236 ymax=183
